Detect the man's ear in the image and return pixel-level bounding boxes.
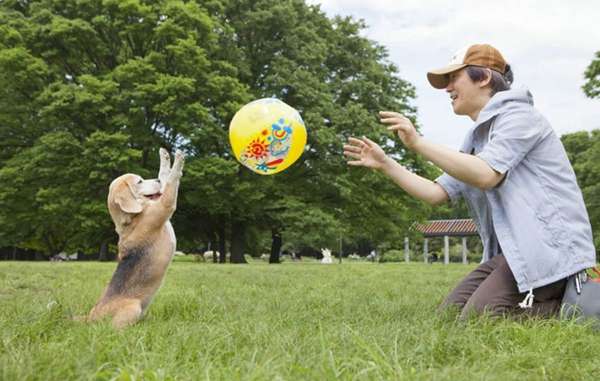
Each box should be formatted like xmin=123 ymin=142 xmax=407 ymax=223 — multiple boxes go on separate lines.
xmin=115 ymin=183 xmax=143 ymax=214
xmin=480 ymin=68 xmax=493 ymax=88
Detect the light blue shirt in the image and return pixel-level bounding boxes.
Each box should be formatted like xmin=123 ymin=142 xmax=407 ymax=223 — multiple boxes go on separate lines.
xmin=436 ymin=87 xmax=597 ymax=292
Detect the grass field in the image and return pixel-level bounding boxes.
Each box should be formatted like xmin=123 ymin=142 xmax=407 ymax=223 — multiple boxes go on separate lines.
xmin=1 ymin=260 xmax=599 ymax=380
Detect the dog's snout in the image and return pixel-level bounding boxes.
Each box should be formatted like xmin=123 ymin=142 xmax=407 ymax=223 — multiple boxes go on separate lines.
xmin=156 ymin=179 xmax=161 ymax=183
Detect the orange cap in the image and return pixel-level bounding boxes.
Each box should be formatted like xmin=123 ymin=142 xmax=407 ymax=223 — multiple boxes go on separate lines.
xmin=427 ymin=44 xmax=507 ymax=89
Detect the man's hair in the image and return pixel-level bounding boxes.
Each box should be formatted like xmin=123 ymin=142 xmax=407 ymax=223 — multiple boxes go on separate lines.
xmin=465 ymin=64 xmax=514 ymax=96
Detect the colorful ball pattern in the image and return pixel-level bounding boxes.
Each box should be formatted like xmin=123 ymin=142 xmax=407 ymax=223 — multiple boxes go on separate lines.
xmin=229 ymin=98 xmax=307 ymax=175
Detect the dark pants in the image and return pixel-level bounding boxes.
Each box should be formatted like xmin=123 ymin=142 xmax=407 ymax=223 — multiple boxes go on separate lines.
xmin=441 ymin=254 xmax=567 ymax=319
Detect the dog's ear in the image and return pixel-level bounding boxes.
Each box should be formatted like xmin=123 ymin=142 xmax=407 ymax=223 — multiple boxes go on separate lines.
xmin=109 ymin=175 xmax=143 ymax=215
xmin=116 ymin=183 xmax=143 ymax=214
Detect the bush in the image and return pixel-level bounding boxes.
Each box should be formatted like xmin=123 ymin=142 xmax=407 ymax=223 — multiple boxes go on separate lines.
xmin=380 ymin=250 xmax=405 ymax=263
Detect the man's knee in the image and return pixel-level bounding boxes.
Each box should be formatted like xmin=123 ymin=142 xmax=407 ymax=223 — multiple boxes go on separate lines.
xmin=438 ymin=299 xmax=464 ymax=315
xmin=460 ymin=297 xmax=514 ymax=319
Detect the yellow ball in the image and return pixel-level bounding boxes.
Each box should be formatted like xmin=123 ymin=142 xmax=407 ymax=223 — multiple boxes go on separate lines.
xmin=229 ymin=98 xmax=307 ymax=175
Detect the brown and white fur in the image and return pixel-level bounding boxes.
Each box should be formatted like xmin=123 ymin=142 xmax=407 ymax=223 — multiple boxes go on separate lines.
xmin=86 ymin=148 xmax=184 ymax=328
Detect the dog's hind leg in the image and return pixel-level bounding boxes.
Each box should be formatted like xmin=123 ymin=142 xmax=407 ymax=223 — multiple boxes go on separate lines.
xmin=112 ymin=299 xmax=143 ymax=329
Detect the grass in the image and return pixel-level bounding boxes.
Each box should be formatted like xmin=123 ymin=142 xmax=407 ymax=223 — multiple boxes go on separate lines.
xmin=1 ymin=260 xmax=599 ymax=380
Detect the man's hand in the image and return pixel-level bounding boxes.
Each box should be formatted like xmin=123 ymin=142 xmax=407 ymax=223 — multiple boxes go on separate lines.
xmin=379 ymin=111 xmax=421 ymax=150
xmin=343 ymin=136 xmax=390 ymax=170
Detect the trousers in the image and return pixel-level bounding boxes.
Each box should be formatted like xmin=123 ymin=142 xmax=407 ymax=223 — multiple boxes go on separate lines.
xmin=441 ymin=254 xmax=567 ymax=319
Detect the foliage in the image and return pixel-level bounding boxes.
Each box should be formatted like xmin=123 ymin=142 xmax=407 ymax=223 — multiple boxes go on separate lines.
xmin=380 ymin=249 xmax=404 ymax=263
xmin=0 ymin=130 xmax=144 ymax=256
xmin=583 ymin=51 xmax=600 ymax=99
xmin=0 ymin=0 xmax=435 ymax=258
xmin=561 ymin=130 xmax=600 ymax=252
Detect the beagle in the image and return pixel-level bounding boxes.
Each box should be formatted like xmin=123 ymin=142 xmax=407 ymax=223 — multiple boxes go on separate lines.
xmin=86 ymin=148 xmax=184 ymax=328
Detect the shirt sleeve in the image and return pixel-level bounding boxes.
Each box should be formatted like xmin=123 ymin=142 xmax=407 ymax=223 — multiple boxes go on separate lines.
xmin=476 ymin=109 xmax=548 ymax=175
xmin=435 ymin=173 xmax=465 ymax=203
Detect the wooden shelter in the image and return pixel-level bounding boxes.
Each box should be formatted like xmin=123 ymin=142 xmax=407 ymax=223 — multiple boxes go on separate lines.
xmin=405 ymin=219 xmax=479 ymax=264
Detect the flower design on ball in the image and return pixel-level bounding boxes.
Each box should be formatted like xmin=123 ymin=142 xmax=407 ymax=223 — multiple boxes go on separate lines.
xmin=246 ymin=138 xmax=269 ymax=159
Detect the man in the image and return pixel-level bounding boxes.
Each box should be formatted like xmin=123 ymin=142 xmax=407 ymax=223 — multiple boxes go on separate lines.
xmin=343 ymin=44 xmax=596 ymax=318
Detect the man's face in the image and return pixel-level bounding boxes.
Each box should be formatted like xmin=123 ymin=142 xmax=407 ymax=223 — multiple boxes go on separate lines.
xmin=445 ymin=68 xmax=485 ymax=118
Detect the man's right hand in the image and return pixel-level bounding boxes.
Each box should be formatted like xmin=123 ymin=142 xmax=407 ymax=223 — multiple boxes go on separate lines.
xmin=343 ymin=136 xmax=390 ymax=170
xmin=379 ymin=111 xmax=421 ymax=151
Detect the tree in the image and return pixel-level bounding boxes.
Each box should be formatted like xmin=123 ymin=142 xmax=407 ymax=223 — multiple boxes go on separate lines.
xmin=0 ymin=0 xmax=250 ymax=257
xmin=217 ymin=1 xmax=435 ymax=257
xmin=583 ymin=51 xmax=600 ymax=99
xmin=74 ymin=131 xmax=146 ymax=259
xmin=0 ymin=0 xmax=435 ymax=259
xmin=0 ymin=131 xmax=144 ymax=257
xmin=567 ymin=50 xmax=600 ymax=254
xmin=561 ymin=130 xmax=600 ymax=253
xmin=0 ymin=132 xmax=86 ymax=256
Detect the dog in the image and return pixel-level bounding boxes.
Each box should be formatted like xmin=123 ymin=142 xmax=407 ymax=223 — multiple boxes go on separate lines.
xmin=321 ymin=248 xmax=333 ymax=264
xmin=86 ymin=148 xmax=184 ymax=328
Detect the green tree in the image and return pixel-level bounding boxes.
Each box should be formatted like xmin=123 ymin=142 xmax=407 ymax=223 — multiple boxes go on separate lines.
xmin=0 ymin=0 xmax=249 ymax=257
xmin=215 ymin=1 xmax=435 ymax=259
xmin=0 ymin=132 xmax=85 ymax=256
xmin=561 ymin=130 xmax=600 ymax=253
xmin=583 ymin=51 xmax=600 ymax=99
xmin=0 ymin=131 xmax=144 ymax=257
xmin=74 ymin=131 xmax=146 ymax=259
xmin=0 ymin=0 xmax=435 ymax=259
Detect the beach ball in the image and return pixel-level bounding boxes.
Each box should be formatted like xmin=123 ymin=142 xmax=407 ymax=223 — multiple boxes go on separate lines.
xmin=229 ymin=98 xmax=307 ymax=175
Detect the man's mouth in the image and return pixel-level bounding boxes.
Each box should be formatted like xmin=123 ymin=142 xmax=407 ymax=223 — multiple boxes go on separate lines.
xmin=145 ymin=193 xmax=162 ymax=200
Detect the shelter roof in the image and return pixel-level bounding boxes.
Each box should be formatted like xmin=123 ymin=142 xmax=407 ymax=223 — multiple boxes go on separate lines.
xmin=414 ymin=219 xmax=478 ymax=237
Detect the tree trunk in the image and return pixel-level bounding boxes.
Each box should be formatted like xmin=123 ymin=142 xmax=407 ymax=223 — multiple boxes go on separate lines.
xmin=210 ymin=234 xmax=218 ymax=263
xmin=229 ymin=221 xmax=247 ymax=263
xmin=141 ymin=148 xmax=149 ymax=168
xmin=218 ymin=226 xmax=227 ymax=264
xmin=98 ymin=241 xmax=109 ymax=262
xmin=269 ymin=229 xmax=282 ymax=264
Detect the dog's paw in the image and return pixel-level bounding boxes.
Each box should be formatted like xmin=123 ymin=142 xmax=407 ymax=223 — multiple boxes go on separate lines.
xmin=159 ymin=148 xmax=170 ymax=162
xmin=174 ymin=150 xmax=185 ymax=166
xmin=171 ymin=150 xmax=185 ymax=175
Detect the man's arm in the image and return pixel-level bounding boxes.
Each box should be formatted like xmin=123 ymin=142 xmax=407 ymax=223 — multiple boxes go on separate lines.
xmin=378 ymin=156 xmax=450 ymax=205
xmin=344 ymin=136 xmax=449 ymax=206
xmin=413 ymin=139 xmax=505 ymax=190
xmin=380 ymin=112 xmax=505 ymax=190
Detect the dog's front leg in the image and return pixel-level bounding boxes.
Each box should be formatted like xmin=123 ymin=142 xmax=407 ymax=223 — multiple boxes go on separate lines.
xmin=159 ymin=150 xmax=184 ymax=214
xmin=158 ymin=148 xmax=171 ymax=193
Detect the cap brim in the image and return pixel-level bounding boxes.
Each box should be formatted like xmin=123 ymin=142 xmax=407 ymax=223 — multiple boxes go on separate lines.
xmin=426 ymin=64 xmax=468 ymax=89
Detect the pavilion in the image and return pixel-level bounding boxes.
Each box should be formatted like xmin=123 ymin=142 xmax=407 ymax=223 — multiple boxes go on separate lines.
xmin=405 ymin=219 xmax=479 ymax=264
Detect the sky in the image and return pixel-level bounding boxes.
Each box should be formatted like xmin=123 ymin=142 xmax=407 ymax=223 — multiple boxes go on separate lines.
xmin=306 ymin=0 xmax=600 ymax=148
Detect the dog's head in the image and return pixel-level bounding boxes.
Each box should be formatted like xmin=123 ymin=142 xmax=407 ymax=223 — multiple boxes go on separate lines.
xmin=107 ymin=174 xmax=161 ymax=231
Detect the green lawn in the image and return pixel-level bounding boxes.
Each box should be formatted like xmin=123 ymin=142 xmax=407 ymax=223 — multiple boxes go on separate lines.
xmin=1 ymin=260 xmax=598 ymax=380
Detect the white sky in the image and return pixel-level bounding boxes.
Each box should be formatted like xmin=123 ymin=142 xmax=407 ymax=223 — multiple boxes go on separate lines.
xmin=307 ymin=0 xmax=600 ymax=148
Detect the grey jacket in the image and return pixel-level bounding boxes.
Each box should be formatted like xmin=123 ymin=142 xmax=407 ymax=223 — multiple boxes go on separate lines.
xmin=437 ymin=87 xmax=597 ymax=292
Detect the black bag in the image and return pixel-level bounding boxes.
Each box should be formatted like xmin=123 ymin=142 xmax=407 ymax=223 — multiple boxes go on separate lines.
xmin=560 ymin=268 xmax=600 ymax=327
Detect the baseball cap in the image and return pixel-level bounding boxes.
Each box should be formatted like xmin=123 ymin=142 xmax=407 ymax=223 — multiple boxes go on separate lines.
xmin=427 ymin=44 xmax=508 ymax=89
